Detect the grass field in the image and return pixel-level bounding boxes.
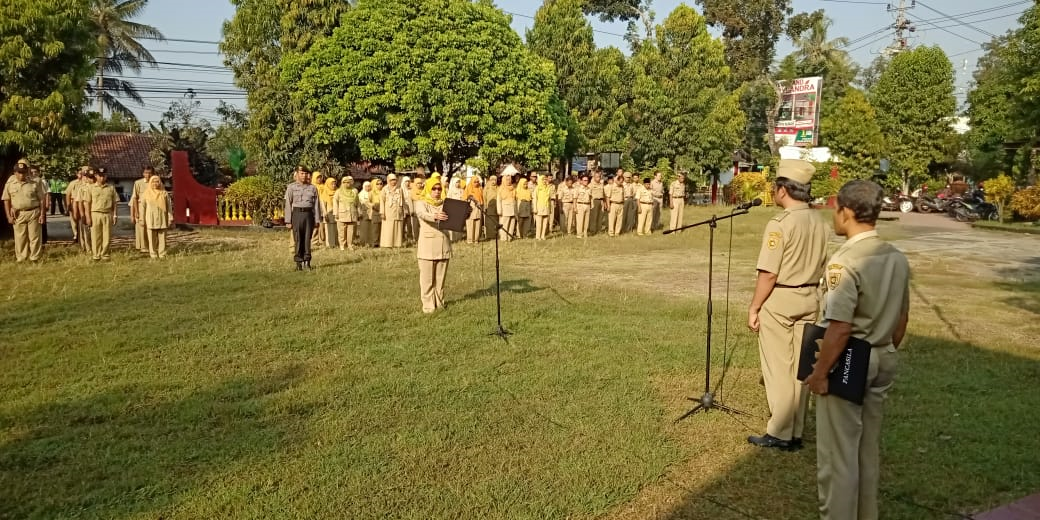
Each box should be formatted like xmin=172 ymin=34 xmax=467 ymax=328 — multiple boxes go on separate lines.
xmin=1 ymin=207 xmax=1038 ymax=519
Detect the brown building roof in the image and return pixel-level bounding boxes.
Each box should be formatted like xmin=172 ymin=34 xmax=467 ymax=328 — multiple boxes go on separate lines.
xmin=89 ymin=132 xmax=155 ymax=180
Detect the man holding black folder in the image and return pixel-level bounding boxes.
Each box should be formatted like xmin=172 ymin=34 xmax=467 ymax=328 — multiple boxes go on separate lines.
xmin=805 ymin=180 xmax=910 ymax=520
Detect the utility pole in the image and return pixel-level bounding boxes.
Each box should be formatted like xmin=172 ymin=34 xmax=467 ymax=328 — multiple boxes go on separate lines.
xmin=883 ymin=0 xmax=916 ymax=56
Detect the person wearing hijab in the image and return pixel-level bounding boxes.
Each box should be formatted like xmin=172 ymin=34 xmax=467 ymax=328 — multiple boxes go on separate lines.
xmin=333 ymin=175 xmax=360 ymax=250
xmin=401 ymin=176 xmax=414 ymax=244
xmin=312 ymin=172 xmax=327 ymax=244
xmin=483 ymin=175 xmax=499 ymax=241
xmin=369 ymin=178 xmax=384 ymax=246
xmin=497 ymin=169 xmax=517 ymax=241
xmin=358 ymin=181 xmax=372 ymax=247
xmin=380 ymin=174 xmax=406 ymax=248
xmin=463 ymin=176 xmax=484 ymax=244
xmin=415 ymin=178 xmax=452 ymax=313
xmin=445 ymin=176 xmax=465 ymax=242
xmin=409 ymin=175 xmax=424 ymax=244
xmin=535 ymin=175 xmax=553 ymax=240
xmin=515 ymin=177 xmax=533 ymax=239
xmin=319 ymin=176 xmax=338 ymax=247
xmin=142 ymin=175 xmax=174 ymax=258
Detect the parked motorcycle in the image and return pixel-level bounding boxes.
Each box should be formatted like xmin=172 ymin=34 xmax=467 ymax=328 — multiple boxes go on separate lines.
xmin=947 ymin=190 xmax=999 ymax=222
xmin=881 ymin=192 xmax=914 ymax=213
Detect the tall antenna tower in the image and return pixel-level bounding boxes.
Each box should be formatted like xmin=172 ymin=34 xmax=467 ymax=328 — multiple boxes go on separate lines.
xmin=883 ymin=0 xmax=916 ymax=56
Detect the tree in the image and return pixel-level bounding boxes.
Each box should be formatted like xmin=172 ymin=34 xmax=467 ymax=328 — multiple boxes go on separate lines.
xmin=283 ymin=0 xmax=567 ymax=172
xmin=221 ymin=0 xmax=353 ymax=178
xmin=819 ymin=87 xmax=885 ymax=180
xmin=1 ymin=0 xmax=96 ymax=236
xmin=984 ymin=173 xmax=1016 ymax=222
xmin=584 ymin=0 xmax=641 ymax=21
xmin=696 ymin=0 xmax=793 ymax=85
xmin=147 ymin=92 xmax=219 ymax=186
xmin=208 ymin=102 xmax=249 ymax=177
xmin=859 ymin=55 xmax=889 ymax=91
xmin=789 ymin=14 xmax=857 ymax=106
xmin=89 ymin=0 xmax=164 ymax=118
xmin=93 ymin=111 xmax=142 ymax=132
xmin=872 ymin=45 xmax=956 ymax=190
xmin=627 ymin=5 xmax=745 ymax=171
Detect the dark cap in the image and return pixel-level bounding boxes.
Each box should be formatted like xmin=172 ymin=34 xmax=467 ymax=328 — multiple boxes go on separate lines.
xmin=95 ymin=167 xmax=108 ymax=176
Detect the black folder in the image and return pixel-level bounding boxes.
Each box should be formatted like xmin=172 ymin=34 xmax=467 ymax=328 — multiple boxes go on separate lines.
xmin=797 ymin=323 xmax=872 ymax=405
xmin=440 ymin=198 xmax=472 ymax=233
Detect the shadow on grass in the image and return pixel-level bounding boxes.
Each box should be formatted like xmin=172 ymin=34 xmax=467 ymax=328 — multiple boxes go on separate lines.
xmin=996 ymin=261 xmax=1040 ymax=315
xmin=453 ymin=278 xmax=546 ymax=304
xmin=0 ymin=367 xmax=307 ymax=520
xmin=657 ymin=333 xmax=1040 ymax=520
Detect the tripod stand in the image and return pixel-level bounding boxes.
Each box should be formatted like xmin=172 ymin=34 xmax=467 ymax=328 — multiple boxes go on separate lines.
xmin=664 ymin=208 xmax=754 ymax=422
xmin=467 ymin=197 xmax=514 ymax=340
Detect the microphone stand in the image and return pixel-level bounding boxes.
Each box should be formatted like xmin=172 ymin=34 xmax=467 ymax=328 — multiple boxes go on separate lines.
xmin=664 ymin=204 xmax=756 ymax=422
xmin=467 ymin=197 xmax=514 ymax=340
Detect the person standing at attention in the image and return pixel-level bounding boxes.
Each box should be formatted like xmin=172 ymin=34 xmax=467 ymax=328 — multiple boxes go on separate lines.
xmin=747 ymin=159 xmax=829 ymax=451
xmin=380 ymin=173 xmax=406 ymax=248
xmin=130 ymin=166 xmax=154 ymax=253
xmin=463 ymin=176 xmax=485 ymax=244
xmin=669 ymin=173 xmax=686 ymax=231
xmin=142 ymin=175 xmax=174 ymax=258
xmin=284 ymin=167 xmax=320 ymax=270
xmin=805 ymin=180 xmax=910 ymax=520
xmin=85 ymin=168 xmax=119 ymax=261
xmin=3 ymin=159 xmax=47 ymax=262
xmin=333 ymin=176 xmax=360 ymax=251
xmin=636 ymin=177 xmax=655 ymax=236
xmin=415 ymin=178 xmax=452 ymax=313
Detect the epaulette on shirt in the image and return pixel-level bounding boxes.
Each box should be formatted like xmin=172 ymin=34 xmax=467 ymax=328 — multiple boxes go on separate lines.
xmin=771 ymin=211 xmax=790 ymax=222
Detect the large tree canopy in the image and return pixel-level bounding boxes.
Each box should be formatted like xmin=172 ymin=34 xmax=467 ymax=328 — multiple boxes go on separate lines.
xmin=627 ymin=5 xmax=744 ymax=171
xmin=872 ymin=45 xmax=956 ymax=187
xmin=283 ymin=0 xmax=567 ymax=170
xmin=820 ymin=87 xmax=884 ymax=180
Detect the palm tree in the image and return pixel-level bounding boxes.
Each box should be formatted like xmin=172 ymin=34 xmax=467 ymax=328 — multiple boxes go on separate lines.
xmin=792 ymin=17 xmax=850 ymax=76
xmin=89 ymin=0 xmax=165 ymax=118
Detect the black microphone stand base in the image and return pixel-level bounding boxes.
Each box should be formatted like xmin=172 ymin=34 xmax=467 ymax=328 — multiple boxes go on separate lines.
xmin=489 ymin=326 xmax=512 ymax=340
xmin=675 ymin=391 xmax=752 ymax=423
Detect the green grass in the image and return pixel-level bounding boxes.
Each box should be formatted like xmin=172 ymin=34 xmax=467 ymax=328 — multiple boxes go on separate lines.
xmin=972 ymin=220 xmax=1040 ymax=234
xmin=1 ymin=207 xmax=1038 ymax=519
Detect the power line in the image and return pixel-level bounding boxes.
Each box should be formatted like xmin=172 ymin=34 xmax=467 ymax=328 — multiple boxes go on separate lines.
xmin=820 ymin=0 xmax=888 ymax=5
xmin=907 ymin=13 xmax=983 ymax=46
xmin=139 ymin=36 xmax=221 ymax=45
xmin=147 ymin=49 xmax=223 ymax=55
xmin=916 ymin=0 xmax=997 ymax=38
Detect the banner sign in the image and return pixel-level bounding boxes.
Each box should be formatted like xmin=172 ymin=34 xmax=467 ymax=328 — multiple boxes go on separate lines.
xmin=775 ymin=76 xmax=823 ymax=147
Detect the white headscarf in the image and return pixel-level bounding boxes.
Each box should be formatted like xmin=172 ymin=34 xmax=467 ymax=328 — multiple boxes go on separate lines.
xmin=359 ymin=181 xmax=372 ymax=203
xmin=446 ymin=175 xmax=465 ymax=200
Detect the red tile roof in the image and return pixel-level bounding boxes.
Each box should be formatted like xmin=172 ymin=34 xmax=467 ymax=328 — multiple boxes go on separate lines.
xmin=89 ymin=132 xmax=156 ymax=180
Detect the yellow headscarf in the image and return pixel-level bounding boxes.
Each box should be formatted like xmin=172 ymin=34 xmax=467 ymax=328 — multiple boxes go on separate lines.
xmin=144 ymin=177 xmax=169 ymax=212
xmin=320 ymin=177 xmax=336 ymax=207
xmin=422 ymin=177 xmax=445 ymax=207
xmin=463 ymin=176 xmax=484 ymax=206
xmin=370 ymin=179 xmax=383 ymax=209
xmin=536 ymin=175 xmax=552 ymax=209
xmin=516 ymin=178 xmax=532 ymax=201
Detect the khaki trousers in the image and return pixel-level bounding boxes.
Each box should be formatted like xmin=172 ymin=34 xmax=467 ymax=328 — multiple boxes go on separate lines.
xmin=575 ymin=204 xmax=590 ymax=237
xmin=817 ymin=346 xmax=897 ymax=520
xmin=608 ymin=204 xmax=624 ymax=236
xmin=500 ymin=216 xmax=516 ymax=241
xmin=147 ymin=228 xmax=167 ymax=258
xmin=12 ymin=208 xmax=43 ymax=262
xmin=563 ymin=202 xmax=575 ymax=235
xmin=637 ymin=202 xmax=653 ymax=235
xmin=759 ymin=287 xmax=818 ymax=440
xmin=337 ymin=221 xmax=356 ymax=249
xmin=535 ymin=215 xmax=549 ymax=240
xmin=466 ymin=218 xmax=482 ymax=243
xmin=381 ymin=219 xmax=404 ymax=248
xmin=135 ymin=221 xmax=147 ymax=251
xmin=418 ymin=258 xmax=449 ymax=312
xmin=652 ymin=197 xmax=663 ymax=230
xmin=623 ymin=198 xmax=637 ymax=232
xmin=517 ymin=216 xmax=531 ymax=239
xmin=78 ymin=219 xmax=91 ymax=251
xmin=670 ymin=198 xmax=685 ymax=231
xmin=589 ymin=201 xmax=603 ymax=236
xmin=90 ymin=212 xmax=112 ymax=260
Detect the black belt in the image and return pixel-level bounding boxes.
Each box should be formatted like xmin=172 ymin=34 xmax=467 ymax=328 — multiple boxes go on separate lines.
xmin=577 ymin=201 xmax=591 ymax=205
xmin=775 ymin=283 xmax=818 ymax=289
xmin=292 ymin=207 xmax=313 ymax=212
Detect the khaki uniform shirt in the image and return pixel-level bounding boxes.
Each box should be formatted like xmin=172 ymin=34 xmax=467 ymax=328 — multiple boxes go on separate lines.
xmin=575 ymin=185 xmax=592 ymax=204
xmin=637 ymin=185 xmax=654 ymax=204
xmin=381 ymin=186 xmax=405 ymax=221
xmin=623 ymin=182 xmax=636 ymax=199
xmin=650 ymin=179 xmax=664 ymax=199
xmin=65 ymin=179 xmax=81 ymax=200
xmin=88 ymin=184 xmax=119 ymax=213
xmin=2 ymin=178 xmax=46 ymax=210
xmin=755 ymin=203 xmax=828 ymax=287
xmin=669 ymin=180 xmax=686 ymax=201
xmin=589 ymin=180 xmax=605 ymax=200
xmin=131 ymin=178 xmax=149 ymax=216
xmin=605 ymin=183 xmax=625 ymax=204
xmin=820 ymin=230 xmax=910 ymax=348
xmin=560 ymin=185 xmax=576 ymax=203
xmin=415 ymin=201 xmax=452 ymax=261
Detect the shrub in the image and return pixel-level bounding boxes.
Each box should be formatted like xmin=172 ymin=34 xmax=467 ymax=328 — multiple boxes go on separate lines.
xmin=984 ymin=174 xmax=1017 ymax=222
xmin=221 ymin=176 xmax=284 ymax=225
xmin=1010 ymin=184 xmax=1040 ymax=221
xmin=730 ymin=171 xmax=768 ymax=203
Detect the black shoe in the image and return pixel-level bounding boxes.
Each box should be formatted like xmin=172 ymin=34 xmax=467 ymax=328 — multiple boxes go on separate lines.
xmin=295 ymin=262 xmax=303 ymax=271
xmin=791 ymin=438 xmax=804 ymax=450
xmin=747 ymin=433 xmax=796 ymax=451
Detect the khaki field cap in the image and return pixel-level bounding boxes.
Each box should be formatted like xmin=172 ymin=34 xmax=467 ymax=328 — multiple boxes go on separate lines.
xmin=778 ymin=159 xmax=815 ymax=184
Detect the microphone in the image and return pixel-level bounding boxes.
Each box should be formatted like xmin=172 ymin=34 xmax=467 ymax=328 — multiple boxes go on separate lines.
xmin=736 ymin=198 xmax=763 ymax=210
xmin=467 ymin=196 xmax=477 ymax=204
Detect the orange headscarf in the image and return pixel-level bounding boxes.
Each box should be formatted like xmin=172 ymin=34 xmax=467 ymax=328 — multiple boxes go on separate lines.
xmin=463 ymin=176 xmax=484 ymax=206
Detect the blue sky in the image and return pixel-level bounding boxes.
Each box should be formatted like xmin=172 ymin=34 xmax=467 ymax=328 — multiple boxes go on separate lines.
xmin=129 ymin=0 xmax=1030 ymax=126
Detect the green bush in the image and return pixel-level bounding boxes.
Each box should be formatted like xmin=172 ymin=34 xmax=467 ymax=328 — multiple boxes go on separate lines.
xmin=221 ymin=176 xmax=284 ymax=225
xmin=1010 ymin=184 xmax=1040 ymax=221
xmin=984 ymin=174 xmax=1017 ymax=222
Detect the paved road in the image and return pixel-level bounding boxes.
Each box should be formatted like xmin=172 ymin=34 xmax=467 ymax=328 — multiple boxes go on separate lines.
xmin=885 ymin=211 xmax=1040 ymax=281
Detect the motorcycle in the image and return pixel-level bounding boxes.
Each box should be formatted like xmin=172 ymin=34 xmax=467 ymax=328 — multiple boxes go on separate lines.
xmin=947 ymin=190 xmax=998 ymax=222
xmin=881 ymin=191 xmax=914 ymax=213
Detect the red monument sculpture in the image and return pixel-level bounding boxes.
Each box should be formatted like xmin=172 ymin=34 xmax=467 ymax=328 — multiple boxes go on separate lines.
xmin=171 ymin=150 xmax=219 ymax=225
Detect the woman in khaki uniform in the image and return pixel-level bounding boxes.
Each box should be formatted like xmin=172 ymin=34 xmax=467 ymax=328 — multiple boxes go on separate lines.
xmin=358 ymin=181 xmax=372 ymax=246
xmin=534 ymin=175 xmax=552 ymax=240
xmin=319 ymin=176 xmax=337 ymax=248
xmin=415 ymin=179 xmax=451 ymax=313
xmin=380 ymin=174 xmax=405 ymax=248
xmin=312 ymin=172 xmax=327 ymax=244
xmin=515 ymin=177 xmax=533 ymax=239
xmin=483 ymin=175 xmax=498 ymax=240
xmin=463 ymin=176 xmax=484 ymax=244
xmin=142 ymin=175 xmax=174 ymax=258
xmin=497 ymin=173 xmax=517 ymax=241
xmin=333 ymin=176 xmax=360 ymax=250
